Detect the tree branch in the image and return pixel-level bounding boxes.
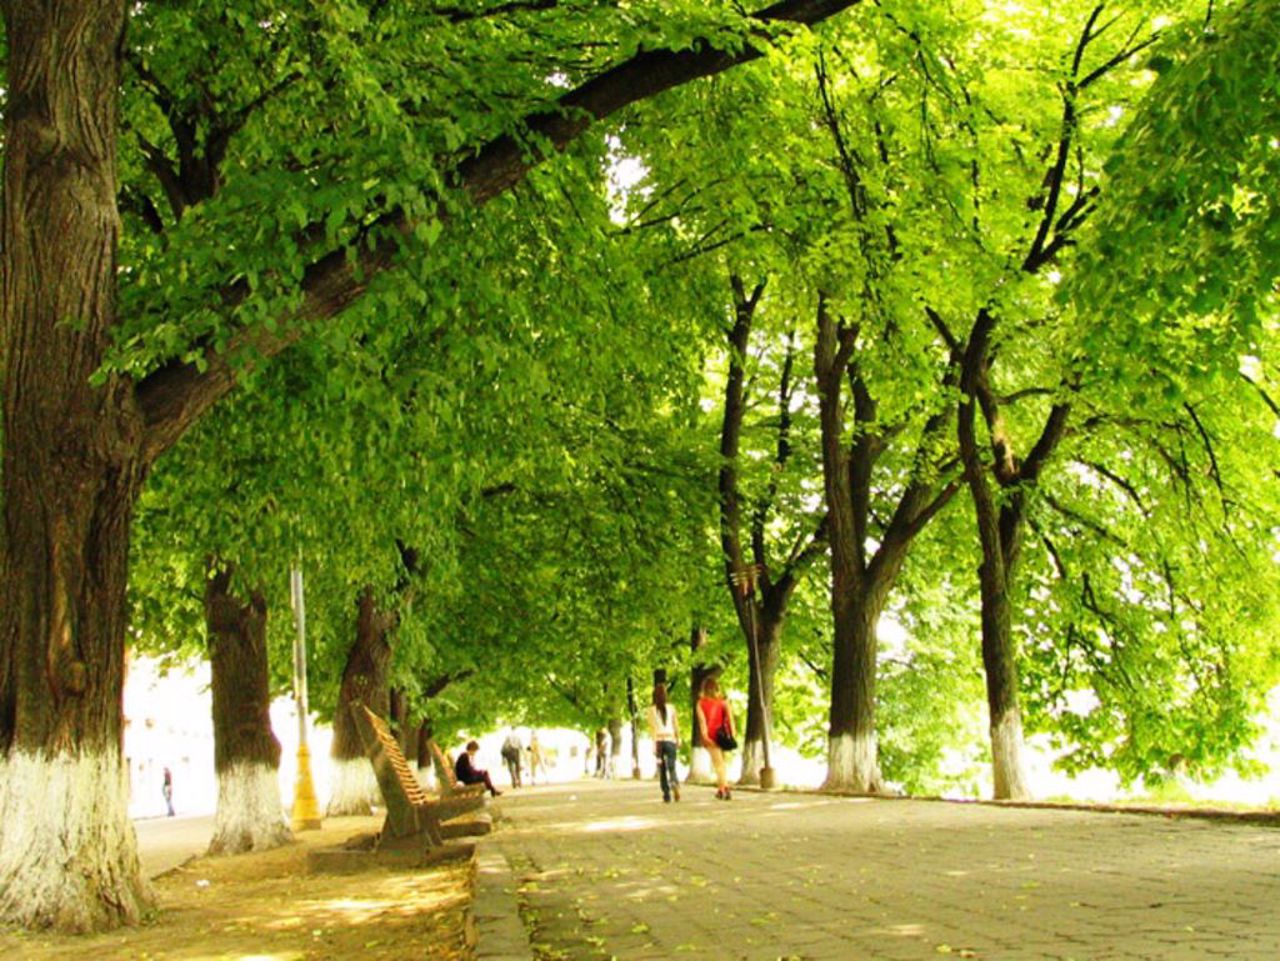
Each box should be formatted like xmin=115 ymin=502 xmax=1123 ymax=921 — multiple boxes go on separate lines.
xmin=1023 ymin=6 xmax=1156 ymax=273
xmin=1183 ymin=401 xmax=1227 ymax=512
xmin=1240 ymin=371 xmax=1280 ymax=416
xmin=134 ymin=0 xmax=864 ymax=462
xmin=925 ymin=305 xmax=961 ymax=357
xmin=903 ymin=480 xmax=960 ymax=541
xmin=782 ymin=512 xmax=829 ymax=574
xmin=1021 ymin=395 xmax=1074 ymax=486
xmin=1077 ymin=458 xmax=1150 ymax=516
xmin=422 ymin=669 xmax=474 ymax=700
xmin=428 ymin=0 xmax=563 ymax=25
xmin=720 ymin=274 xmax=761 ymax=585
xmin=1042 ymin=492 xmax=1128 ymax=547
xmin=751 ymin=327 xmax=797 ymax=567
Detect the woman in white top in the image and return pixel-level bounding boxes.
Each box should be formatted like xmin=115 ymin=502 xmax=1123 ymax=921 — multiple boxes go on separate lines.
xmin=647 ymin=683 xmax=681 ymax=803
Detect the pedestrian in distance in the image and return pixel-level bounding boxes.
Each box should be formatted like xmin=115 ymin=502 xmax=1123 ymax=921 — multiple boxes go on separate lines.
xmin=455 ymin=741 xmax=502 ymax=797
xmin=647 ymin=682 xmax=681 ymax=803
xmin=529 ymin=731 xmax=548 ymax=784
xmin=162 ymin=766 xmax=175 ymax=817
xmin=696 ymin=677 xmax=736 ymax=800
xmin=594 ymin=727 xmax=610 ymax=778
xmin=501 ymin=729 xmax=524 ymax=788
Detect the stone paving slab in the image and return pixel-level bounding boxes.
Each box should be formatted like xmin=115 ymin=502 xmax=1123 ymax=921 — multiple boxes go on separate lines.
xmin=475 ymin=844 xmax=533 ymax=961
xmin=478 ymin=779 xmax=1280 ymax=961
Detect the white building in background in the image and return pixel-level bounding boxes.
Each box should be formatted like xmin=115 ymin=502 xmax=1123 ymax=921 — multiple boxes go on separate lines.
xmin=126 ymin=653 xmax=1277 ymax=812
xmin=122 ymin=653 xmax=598 ymax=818
xmin=123 ymin=653 xmax=333 ymax=820
xmin=123 ymin=654 xmax=217 ymax=819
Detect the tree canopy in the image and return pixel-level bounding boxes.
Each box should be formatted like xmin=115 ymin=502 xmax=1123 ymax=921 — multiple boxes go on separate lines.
xmin=4 ymin=0 xmax=1280 ymax=933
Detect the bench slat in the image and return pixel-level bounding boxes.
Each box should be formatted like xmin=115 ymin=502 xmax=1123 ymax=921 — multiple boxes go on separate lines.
xmin=349 ymin=701 xmax=486 ymax=848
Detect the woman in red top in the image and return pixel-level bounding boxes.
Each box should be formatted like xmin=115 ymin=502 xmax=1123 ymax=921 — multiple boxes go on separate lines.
xmin=696 ymin=676 xmax=735 ymax=800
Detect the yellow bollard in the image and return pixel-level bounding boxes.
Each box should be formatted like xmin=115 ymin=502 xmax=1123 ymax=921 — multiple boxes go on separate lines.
xmin=291 ymin=742 xmax=323 ymax=831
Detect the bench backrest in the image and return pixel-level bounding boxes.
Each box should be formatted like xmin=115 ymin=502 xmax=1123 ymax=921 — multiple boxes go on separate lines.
xmin=428 ymin=738 xmax=461 ymax=792
xmin=350 ymin=702 xmax=434 ymax=838
xmin=350 ymin=702 xmax=486 ymax=848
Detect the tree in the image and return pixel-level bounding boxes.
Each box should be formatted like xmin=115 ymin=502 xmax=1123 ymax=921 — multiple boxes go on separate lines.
xmin=608 ymin=20 xmax=972 ymax=793
xmin=1016 ymin=364 xmax=1280 ymax=784
xmin=204 ymin=566 xmax=293 ymax=854
xmin=813 ymin=293 xmax=959 ymax=792
xmin=1077 ymin=0 xmax=1280 ymax=343
xmin=716 ymin=277 xmax=826 ymax=785
xmin=126 ymin=322 xmax=471 ymax=848
xmin=804 ymin=45 xmax=967 ymax=792
xmin=0 ymin=0 xmax=864 ymax=929
xmin=943 ymin=5 xmax=1158 ymax=798
xmin=326 ymin=585 xmax=402 ymax=815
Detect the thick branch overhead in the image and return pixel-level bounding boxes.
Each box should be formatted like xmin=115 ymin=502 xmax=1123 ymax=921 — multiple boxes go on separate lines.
xmin=134 ymin=0 xmax=863 ymax=459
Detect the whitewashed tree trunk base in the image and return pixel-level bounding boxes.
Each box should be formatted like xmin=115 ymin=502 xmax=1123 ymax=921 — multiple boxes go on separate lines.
xmin=208 ymin=761 xmax=294 ymax=855
xmin=418 ymin=764 xmax=436 ymax=791
xmin=736 ymin=739 xmax=764 ymax=785
xmin=822 ymin=732 xmax=884 ymax=793
xmin=0 ymin=749 xmax=151 ymax=931
xmin=688 ymin=747 xmax=714 ymax=783
xmin=325 ymin=757 xmax=381 ymax=815
xmin=990 ymin=713 xmax=1031 ymax=800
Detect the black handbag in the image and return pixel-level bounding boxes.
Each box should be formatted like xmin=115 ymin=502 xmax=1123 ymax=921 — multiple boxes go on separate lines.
xmin=714 ymin=724 xmax=737 ymax=751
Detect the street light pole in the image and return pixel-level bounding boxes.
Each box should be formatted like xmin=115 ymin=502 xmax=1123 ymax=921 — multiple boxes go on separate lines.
xmin=732 ymin=564 xmax=775 ymax=789
xmin=289 ymin=566 xmax=322 ymax=831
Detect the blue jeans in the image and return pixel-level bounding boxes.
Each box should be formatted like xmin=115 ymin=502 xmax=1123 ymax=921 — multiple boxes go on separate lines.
xmin=656 ymin=740 xmax=679 ymax=800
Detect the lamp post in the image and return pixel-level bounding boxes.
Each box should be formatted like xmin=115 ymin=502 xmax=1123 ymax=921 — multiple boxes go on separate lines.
xmin=731 ymin=563 xmax=775 ymax=789
xmin=289 ymin=566 xmax=322 ymax=830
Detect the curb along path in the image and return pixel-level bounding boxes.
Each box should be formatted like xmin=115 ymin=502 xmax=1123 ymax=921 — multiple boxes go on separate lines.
xmin=476 ymin=779 xmax=1280 ymax=961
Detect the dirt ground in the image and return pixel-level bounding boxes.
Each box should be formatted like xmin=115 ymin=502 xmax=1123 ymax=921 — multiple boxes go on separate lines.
xmin=0 ymin=818 xmax=475 ymax=961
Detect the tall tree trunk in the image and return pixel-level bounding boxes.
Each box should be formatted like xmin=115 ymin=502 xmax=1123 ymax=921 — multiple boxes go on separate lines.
xmin=0 ymin=0 xmax=154 ymax=931
xmin=948 ymin=13 xmax=1090 ymax=793
xmin=717 ymin=279 xmax=819 ymax=788
xmin=976 ymin=547 xmax=1030 ymax=800
xmin=958 ymin=312 xmax=1032 ymax=801
xmin=326 ymin=587 xmax=395 ymax=815
xmin=409 ymin=671 xmax=470 ymax=787
xmin=205 ymin=568 xmax=293 ymax=854
xmin=416 ymin=717 xmax=436 ymax=786
xmin=607 ymin=717 xmax=624 ymax=776
xmin=815 ymin=298 xmax=885 ymax=793
xmin=626 ymin=676 xmax=642 ymax=779
xmin=737 ymin=607 xmax=781 ymax=786
xmin=688 ymin=625 xmax=715 ymax=783
xmin=823 ymin=585 xmax=890 ymax=792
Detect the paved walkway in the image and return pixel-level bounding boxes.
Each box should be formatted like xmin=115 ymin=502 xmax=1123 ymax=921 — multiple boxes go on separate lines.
xmin=134 ymin=813 xmax=214 ymax=877
xmin=478 ymin=779 xmax=1280 ymax=961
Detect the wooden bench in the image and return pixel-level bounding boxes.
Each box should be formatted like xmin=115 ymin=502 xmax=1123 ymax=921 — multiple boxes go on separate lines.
xmin=427 ymin=738 xmax=487 ymax=800
xmin=349 ymin=702 xmax=486 ymax=850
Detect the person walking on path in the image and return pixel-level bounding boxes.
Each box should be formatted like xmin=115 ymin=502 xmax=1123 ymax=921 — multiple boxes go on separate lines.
xmin=696 ymin=677 xmax=736 ymax=800
xmin=456 ymin=741 xmax=502 ymax=796
xmin=647 ymin=683 xmax=681 ymax=803
xmin=162 ymin=766 xmax=175 ymax=817
xmin=529 ymin=732 xmax=548 ymax=784
xmin=501 ymin=729 xmax=524 ymax=788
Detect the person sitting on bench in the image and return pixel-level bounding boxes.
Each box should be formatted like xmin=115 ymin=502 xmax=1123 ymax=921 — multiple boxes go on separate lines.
xmin=455 ymin=741 xmax=501 ymax=797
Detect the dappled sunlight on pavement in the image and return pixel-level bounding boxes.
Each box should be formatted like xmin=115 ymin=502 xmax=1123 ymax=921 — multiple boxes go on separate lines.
xmin=579 ymin=816 xmax=664 ymax=834
xmin=485 ymin=777 xmax=1280 ymax=960
xmin=2 ymin=817 xmax=472 ymax=961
